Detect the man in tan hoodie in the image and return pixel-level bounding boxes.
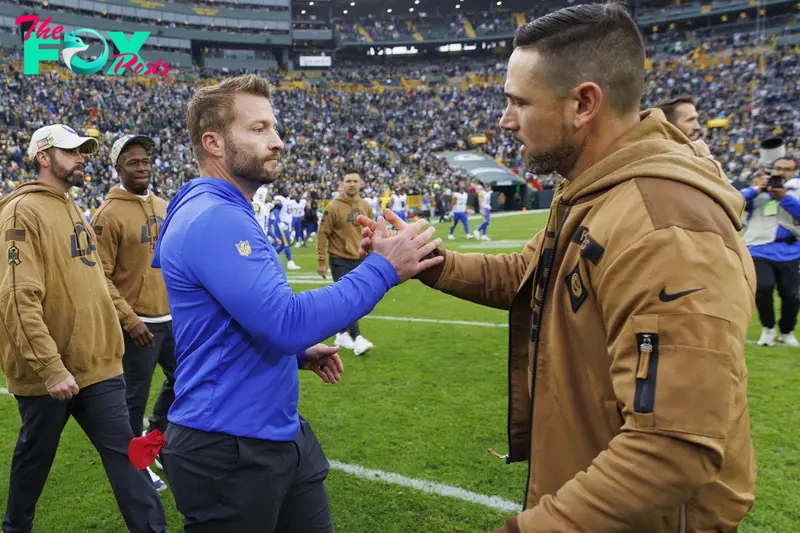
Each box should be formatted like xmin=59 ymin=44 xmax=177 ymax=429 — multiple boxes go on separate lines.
xmin=91 ymin=134 xmax=176 ymax=491
xmin=316 ymin=169 xmax=375 ymax=356
xmin=359 ymin=3 xmax=757 ymax=532
xmin=0 ymin=124 xmax=166 ymax=532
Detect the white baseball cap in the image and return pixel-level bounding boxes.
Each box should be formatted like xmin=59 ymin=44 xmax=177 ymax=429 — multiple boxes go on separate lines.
xmin=27 ymin=124 xmax=99 ymax=160
xmin=110 ymin=134 xmax=154 ymax=166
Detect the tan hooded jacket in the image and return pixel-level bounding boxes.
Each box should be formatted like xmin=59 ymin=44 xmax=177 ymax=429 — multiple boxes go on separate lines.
xmin=91 ymin=185 xmax=169 ymax=332
xmin=317 ymin=195 xmax=373 ymax=265
xmin=0 ymin=182 xmax=123 ymax=396
xmin=419 ymin=110 xmax=757 ymax=532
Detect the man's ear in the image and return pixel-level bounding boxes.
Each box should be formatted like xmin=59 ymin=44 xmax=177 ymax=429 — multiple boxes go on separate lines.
xmin=201 ymin=132 xmax=225 ymax=160
xmin=571 ymin=82 xmax=603 ymax=130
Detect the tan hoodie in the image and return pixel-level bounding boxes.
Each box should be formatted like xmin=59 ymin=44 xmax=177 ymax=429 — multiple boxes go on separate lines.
xmin=419 ymin=110 xmax=756 ymax=532
xmin=317 ymin=195 xmax=373 ymax=265
xmin=0 ymin=182 xmax=123 ymax=396
xmin=91 ymin=185 xmax=169 ymax=332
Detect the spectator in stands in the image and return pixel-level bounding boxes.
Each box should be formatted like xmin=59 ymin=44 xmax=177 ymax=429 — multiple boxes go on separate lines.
xmin=656 ymin=94 xmax=702 ymax=140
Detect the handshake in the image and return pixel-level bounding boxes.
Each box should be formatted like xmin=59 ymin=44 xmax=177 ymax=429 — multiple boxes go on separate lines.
xmin=356 ymin=209 xmax=446 ymax=282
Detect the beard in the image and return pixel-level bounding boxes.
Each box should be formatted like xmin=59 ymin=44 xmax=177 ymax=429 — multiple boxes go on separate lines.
xmin=521 ymin=123 xmax=578 ymax=176
xmin=52 ymin=157 xmax=86 ymax=187
xmin=224 ymin=134 xmax=280 ymax=184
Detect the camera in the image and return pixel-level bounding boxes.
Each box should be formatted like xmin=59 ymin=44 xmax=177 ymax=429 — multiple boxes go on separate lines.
xmin=768 ymin=175 xmax=786 ymax=189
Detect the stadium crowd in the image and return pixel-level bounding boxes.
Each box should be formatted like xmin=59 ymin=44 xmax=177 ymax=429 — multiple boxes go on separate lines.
xmin=0 ymin=37 xmax=797 ymax=209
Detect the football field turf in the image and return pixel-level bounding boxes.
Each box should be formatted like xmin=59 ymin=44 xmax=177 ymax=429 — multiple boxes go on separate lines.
xmin=0 ymin=211 xmax=798 ymax=532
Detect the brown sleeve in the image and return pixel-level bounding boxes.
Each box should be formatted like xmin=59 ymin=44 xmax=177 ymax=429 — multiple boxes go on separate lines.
xmin=417 ymin=230 xmax=543 ymax=311
xmin=316 ymin=205 xmax=335 ymax=266
xmin=517 ymin=227 xmax=751 ymax=531
xmin=92 ymin=213 xmax=140 ymax=332
xmin=0 ymin=209 xmax=71 ymax=391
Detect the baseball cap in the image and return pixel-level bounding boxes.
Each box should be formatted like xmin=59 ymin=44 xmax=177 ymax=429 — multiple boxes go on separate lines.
xmin=27 ymin=124 xmax=99 ymax=160
xmin=110 ymin=134 xmax=154 ymax=166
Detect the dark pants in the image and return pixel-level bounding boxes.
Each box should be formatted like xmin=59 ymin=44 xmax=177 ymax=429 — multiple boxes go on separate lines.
xmin=754 ymin=257 xmax=800 ymax=333
xmin=122 ymin=321 xmax=177 ymax=437
xmin=162 ymin=417 xmax=333 ymax=533
xmin=329 ymin=255 xmax=362 ymax=338
xmin=2 ymin=376 xmax=167 ymax=533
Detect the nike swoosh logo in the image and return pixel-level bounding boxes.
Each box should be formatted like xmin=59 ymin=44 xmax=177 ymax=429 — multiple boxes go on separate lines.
xmin=659 ymin=287 xmax=704 ymax=302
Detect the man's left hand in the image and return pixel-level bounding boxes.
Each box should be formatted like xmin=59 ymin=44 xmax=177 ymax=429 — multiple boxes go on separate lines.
xmin=302 ymin=344 xmax=343 ymax=384
xmin=490 ymin=516 xmax=521 ymax=533
xmin=769 ymin=186 xmax=787 ymax=201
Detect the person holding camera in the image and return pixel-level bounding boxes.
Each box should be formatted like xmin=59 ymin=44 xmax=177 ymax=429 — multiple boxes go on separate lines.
xmin=741 ymin=154 xmax=800 ymax=346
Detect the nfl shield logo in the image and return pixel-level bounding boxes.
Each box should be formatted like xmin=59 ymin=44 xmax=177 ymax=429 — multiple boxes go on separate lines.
xmin=235 ymin=240 xmax=252 ymax=257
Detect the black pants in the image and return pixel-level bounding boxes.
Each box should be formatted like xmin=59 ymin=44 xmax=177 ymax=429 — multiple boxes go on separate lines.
xmin=122 ymin=321 xmax=177 ymax=437
xmin=329 ymin=255 xmax=362 ymax=338
xmin=754 ymin=257 xmax=800 ymax=333
xmin=2 ymin=376 xmax=167 ymax=533
xmin=163 ymin=418 xmax=333 ymax=533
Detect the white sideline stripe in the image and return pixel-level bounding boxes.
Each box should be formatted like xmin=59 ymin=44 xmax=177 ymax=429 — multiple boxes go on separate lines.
xmin=329 ymin=460 xmax=522 ymax=514
xmin=366 ymin=315 xmax=507 ymax=328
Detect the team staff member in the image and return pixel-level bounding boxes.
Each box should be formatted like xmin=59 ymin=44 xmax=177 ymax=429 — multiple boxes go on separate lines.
xmin=655 ymin=94 xmax=702 ymax=140
xmin=360 ymin=4 xmax=756 ymax=531
xmin=152 ymin=75 xmax=443 ymax=532
xmin=0 ymin=124 xmax=166 ymax=533
xmin=91 ymin=134 xmax=177 ymax=490
xmin=316 ymin=169 xmax=375 ymax=356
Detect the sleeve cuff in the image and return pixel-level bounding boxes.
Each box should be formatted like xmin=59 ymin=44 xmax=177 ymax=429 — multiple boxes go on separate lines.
xmin=37 ymin=360 xmax=72 ymax=391
xmin=296 ymin=351 xmax=306 ymax=369
xmin=362 ymin=252 xmax=400 ymax=287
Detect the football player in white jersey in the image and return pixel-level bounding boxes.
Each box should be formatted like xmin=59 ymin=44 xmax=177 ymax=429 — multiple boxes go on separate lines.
xmin=290 ymin=192 xmax=307 ymax=248
xmin=474 ymin=183 xmax=493 ymax=241
xmin=252 ymin=185 xmax=272 ymax=234
xmin=448 ymin=185 xmax=473 ymax=240
xmin=270 ymin=193 xmax=300 ymax=270
xmin=390 ymin=186 xmax=408 ymax=222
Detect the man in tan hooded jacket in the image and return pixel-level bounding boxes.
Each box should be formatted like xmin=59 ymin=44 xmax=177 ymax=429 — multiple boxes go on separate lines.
xmin=360 ymin=4 xmax=756 ymax=532
xmin=0 ymin=124 xmax=166 ymax=532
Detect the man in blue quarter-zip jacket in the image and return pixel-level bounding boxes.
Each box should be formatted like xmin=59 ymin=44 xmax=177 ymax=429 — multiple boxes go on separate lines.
xmin=150 ymin=74 xmax=444 ymax=533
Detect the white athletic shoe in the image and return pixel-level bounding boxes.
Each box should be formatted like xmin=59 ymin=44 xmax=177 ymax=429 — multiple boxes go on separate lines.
xmin=481 ymin=235 xmax=491 ymax=241
xmin=465 ymin=233 xmax=474 ymax=239
xmin=294 ymin=242 xmax=302 ymax=248
xmin=779 ymin=332 xmax=800 ymax=347
xmin=473 ymin=229 xmax=481 ymax=239
xmin=353 ymin=335 xmax=374 ymax=356
xmin=335 ymin=332 xmax=356 ymax=350
xmin=757 ymin=327 xmax=777 ymax=347
xmin=148 ymin=467 xmax=168 ymax=493
xmin=447 ymin=234 xmax=455 ymax=240
xmin=286 ymin=260 xmax=301 ymax=270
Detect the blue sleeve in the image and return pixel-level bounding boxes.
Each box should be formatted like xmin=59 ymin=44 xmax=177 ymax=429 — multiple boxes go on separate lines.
xmin=780 ymin=194 xmax=800 ymax=221
xmin=184 ymin=205 xmax=399 ymax=356
xmin=741 ymin=187 xmax=759 ymax=202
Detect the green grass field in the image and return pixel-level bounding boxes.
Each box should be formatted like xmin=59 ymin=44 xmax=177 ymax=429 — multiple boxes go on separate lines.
xmin=1 ymin=211 xmax=798 ymax=532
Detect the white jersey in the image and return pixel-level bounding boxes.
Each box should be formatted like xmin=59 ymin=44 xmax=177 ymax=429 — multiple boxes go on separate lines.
xmin=391 ymin=193 xmax=407 ymax=211
xmin=274 ymin=195 xmax=293 ymax=226
xmin=253 ymin=186 xmax=271 ymax=231
xmin=288 ymin=198 xmax=306 ymax=219
xmin=452 ymin=191 xmax=468 ymax=213
xmin=480 ymin=190 xmax=492 ymax=212
xmin=366 ymin=196 xmax=379 ymax=216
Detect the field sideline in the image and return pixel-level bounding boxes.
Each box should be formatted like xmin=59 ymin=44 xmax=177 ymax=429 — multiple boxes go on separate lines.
xmin=0 ymin=211 xmax=798 ymax=532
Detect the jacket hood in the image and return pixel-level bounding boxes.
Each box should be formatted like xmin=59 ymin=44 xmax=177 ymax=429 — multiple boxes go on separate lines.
xmin=152 ymin=178 xmax=249 ymax=268
xmin=0 ymin=181 xmax=70 ymax=211
xmin=560 ymin=109 xmax=745 ymax=230
xmin=106 ymin=184 xmax=153 ymax=202
xmin=334 ymin=194 xmax=363 ymax=206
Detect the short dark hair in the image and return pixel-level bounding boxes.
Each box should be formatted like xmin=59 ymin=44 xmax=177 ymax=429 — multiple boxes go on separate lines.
xmin=655 ymin=94 xmax=696 ymax=124
xmin=341 ymin=167 xmax=360 ymax=178
xmin=513 ymin=2 xmax=645 ymax=114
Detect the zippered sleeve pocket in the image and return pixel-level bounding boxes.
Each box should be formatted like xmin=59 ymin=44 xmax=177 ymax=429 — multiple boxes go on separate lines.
xmin=634 ymin=333 xmax=660 ymax=414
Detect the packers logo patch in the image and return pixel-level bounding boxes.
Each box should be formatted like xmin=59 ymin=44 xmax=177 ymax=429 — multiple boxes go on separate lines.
xmin=236 ymin=240 xmax=252 ymax=256
xmin=8 ymin=245 xmax=21 ymax=266
xmin=565 ymin=262 xmax=587 ymax=313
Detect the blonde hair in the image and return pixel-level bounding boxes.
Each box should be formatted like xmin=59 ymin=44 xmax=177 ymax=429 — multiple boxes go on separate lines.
xmin=186 ymin=74 xmax=273 ymax=162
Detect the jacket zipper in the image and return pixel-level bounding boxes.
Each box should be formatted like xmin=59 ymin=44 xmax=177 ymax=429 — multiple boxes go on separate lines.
xmin=634 ymin=333 xmax=660 ymax=414
xmin=680 ymin=503 xmax=687 ymax=533
xmin=521 ymin=205 xmax=570 ymax=509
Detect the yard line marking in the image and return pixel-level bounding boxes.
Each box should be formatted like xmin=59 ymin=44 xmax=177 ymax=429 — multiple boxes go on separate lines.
xmin=329 ymin=460 xmax=522 ymax=514
xmin=366 ymin=315 xmax=507 ymax=328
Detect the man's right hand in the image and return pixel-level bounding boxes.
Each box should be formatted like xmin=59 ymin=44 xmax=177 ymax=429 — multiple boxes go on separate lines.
xmin=130 ymin=322 xmax=155 ymax=347
xmin=49 ymin=374 xmax=79 ymax=401
xmin=318 ymin=264 xmax=327 ymax=279
xmin=368 ymin=214 xmax=444 ymax=282
xmin=752 ymin=172 xmax=769 ymax=193
xmin=357 ymin=209 xmax=403 ymax=259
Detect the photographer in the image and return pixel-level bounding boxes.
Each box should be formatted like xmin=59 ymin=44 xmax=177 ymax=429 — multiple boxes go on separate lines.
xmin=741 ymin=154 xmax=800 ymax=346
